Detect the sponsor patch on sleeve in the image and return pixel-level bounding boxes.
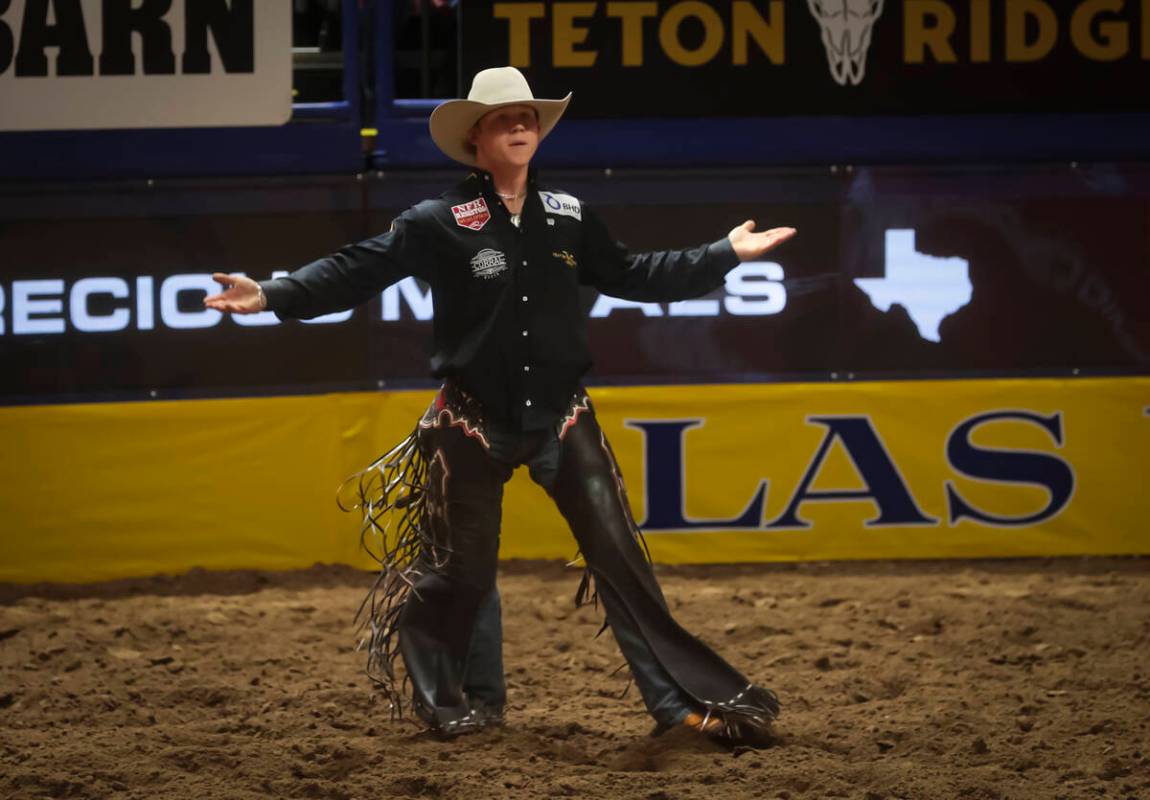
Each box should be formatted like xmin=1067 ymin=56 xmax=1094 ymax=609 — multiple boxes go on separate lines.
xmin=538 ymin=191 xmax=582 ymax=222
xmin=452 ymin=197 xmax=492 ymax=231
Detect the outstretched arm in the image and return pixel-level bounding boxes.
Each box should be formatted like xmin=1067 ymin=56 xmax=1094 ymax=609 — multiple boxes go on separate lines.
xmin=580 ymin=204 xmax=796 ymax=302
xmin=204 ymin=211 xmax=426 ymax=319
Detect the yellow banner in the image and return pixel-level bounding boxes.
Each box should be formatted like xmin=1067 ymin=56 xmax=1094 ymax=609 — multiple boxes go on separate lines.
xmin=1 ymin=377 xmax=1147 ymax=583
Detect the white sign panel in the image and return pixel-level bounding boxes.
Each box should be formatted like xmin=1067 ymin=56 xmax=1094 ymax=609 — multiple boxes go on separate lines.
xmin=0 ymin=0 xmax=292 ymax=131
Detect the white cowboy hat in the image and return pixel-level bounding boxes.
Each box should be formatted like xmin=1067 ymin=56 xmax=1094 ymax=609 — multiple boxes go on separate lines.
xmin=429 ymin=67 xmax=571 ymax=167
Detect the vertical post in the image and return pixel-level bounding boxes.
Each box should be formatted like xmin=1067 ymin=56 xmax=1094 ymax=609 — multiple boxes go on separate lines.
xmin=341 ymin=0 xmax=362 ymax=121
xmin=375 ymin=0 xmax=396 ymax=114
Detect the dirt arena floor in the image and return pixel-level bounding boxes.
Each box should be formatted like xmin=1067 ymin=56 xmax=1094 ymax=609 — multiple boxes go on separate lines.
xmin=2 ymin=557 xmax=1148 ymax=800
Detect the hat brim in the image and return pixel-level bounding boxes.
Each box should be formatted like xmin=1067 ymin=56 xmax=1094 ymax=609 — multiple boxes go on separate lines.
xmin=429 ymin=94 xmax=571 ymax=167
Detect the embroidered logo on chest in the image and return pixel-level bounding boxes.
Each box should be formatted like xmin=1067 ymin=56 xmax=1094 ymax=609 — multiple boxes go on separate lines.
xmin=538 ymin=191 xmax=581 ymax=221
xmin=452 ymin=197 xmax=492 ymax=231
xmin=553 ymin=250 xmax=577 ymax=268
xmin=470 ymin=248 xmax=508 ymax=279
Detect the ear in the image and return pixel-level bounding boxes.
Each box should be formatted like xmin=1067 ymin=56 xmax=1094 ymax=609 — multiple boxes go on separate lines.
xmin=466 ymin=124 xmax=479 ymax=146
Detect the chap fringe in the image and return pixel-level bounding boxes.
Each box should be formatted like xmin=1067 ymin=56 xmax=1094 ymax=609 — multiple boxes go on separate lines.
xmin=337 ymin=426 xmax=447 ymax=719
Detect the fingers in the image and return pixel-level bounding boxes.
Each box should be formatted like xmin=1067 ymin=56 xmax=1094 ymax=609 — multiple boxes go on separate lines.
xmin=730 ymin=221 xmax=798 ymax=260
xmin=203 ymin=292 xmax=235 ymax=307
xmin=205 ymin=277 xmax=262 ymax=310
xmin=205 ymin=273 xmax=261 ymax=313
xmin=760 ymin=228 xmax=796 ymax=251
xmin=203 ymin=296 xmax=258 ymax=314
xmin=737 ymin=226 xmax=797 ymax=258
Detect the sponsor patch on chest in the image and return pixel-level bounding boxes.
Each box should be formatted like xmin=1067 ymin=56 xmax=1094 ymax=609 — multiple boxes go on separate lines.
xmin=452 ymin=197 xmax=492 ymax=231
xmin=538 ymin=191 xmax=582 ymax=221
xmin=470 ymin=248 xmax=508 ymax=279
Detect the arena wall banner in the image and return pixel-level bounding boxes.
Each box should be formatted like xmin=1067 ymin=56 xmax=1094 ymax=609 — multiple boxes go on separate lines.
xmin=1 ymin=376 xmax=1147 ymax=584
xmin=0 ymin=0 xmax=291 ymax=131
xmin=4 ymin=180 xmax=1149 ymax=403
xmin=462 ymin=0 xmax=1150 ymax=116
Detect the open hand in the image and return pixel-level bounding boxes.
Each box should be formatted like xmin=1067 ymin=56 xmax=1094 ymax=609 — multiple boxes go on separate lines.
xmin=203 ymin=273 xmax=266 ymax=314
xmin=727 ymin=221 xmax=797 ymax=261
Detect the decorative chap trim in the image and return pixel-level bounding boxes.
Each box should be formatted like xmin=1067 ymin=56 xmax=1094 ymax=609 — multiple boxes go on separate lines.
xmin=556 ymin=391 xmax=591 ymax=441
xmin=418 ymin=384 xmax=491 ymax=450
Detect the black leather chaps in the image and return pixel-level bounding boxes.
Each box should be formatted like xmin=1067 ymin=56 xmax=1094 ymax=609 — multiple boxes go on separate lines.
xmin=361 ymin=386 xmax=779 ymax=734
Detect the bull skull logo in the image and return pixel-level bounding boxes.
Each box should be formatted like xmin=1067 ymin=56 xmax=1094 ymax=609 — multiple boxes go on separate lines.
xmin=807 ymin=0 xmax=885 ymax=86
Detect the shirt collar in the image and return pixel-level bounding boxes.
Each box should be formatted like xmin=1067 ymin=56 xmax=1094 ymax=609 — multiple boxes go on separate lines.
xmin=467 ymin=167 xmax=539 ymax=197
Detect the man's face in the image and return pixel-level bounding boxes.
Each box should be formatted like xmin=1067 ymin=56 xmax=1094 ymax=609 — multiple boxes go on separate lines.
xmin=469 ymin=104 xmax=540 ymax=170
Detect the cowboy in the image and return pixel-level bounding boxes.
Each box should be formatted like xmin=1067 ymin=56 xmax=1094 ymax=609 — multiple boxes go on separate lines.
xmin=205 ymin=67 xmax=795 ymax=744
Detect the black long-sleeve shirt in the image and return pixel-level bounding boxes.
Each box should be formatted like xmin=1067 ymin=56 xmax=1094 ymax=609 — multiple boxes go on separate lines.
xmin=260 ymin=168 xmax=741 ymax=430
